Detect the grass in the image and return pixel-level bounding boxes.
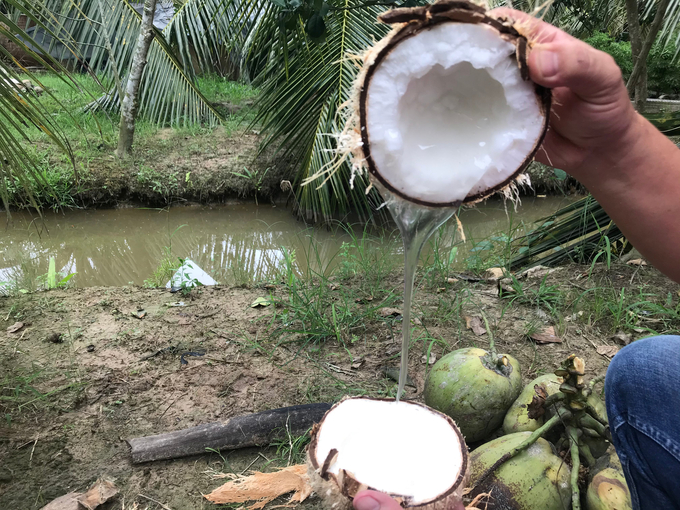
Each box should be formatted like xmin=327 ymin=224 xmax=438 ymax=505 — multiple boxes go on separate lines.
xmin=267 ymin=236 xmax=399 ymax=355
xmin=4 ymin=72 xmax=259 ymax=211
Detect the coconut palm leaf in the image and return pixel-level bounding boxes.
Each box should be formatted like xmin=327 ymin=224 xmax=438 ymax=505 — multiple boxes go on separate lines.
xmin=12 ymin=0 xmax=226 ymax=126
xmin=237 ymin=0 xmax=405 ymax=222
xmin=508 ymin=196 xmax=624 ymax=269
xmin=643 ymin=0 xmax=680 ymax=54
xmin=0 ymin=2 xmax=82 ymax=211
xmin=509 ymin=110 xmax=680 ymax=269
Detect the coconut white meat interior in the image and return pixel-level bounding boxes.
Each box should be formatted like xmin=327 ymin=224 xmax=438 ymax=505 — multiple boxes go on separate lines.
xmin=312 ymin=399 xmax=465 ymax=503
xmin=365 ymin=22 xmax=544 ymax=204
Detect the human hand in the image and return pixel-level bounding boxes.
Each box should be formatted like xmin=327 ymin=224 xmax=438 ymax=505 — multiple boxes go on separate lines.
xmin=353 ymin=490 xmax=465 ymax=510
xmin=491 ymin=8 xmax=639 ymax=180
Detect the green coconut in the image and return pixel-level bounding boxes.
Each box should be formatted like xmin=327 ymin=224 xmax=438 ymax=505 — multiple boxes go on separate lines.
xmin=424 ymin=347 xmax=522 ymax=442
xmin=468 ymin=432 xmax=571 ymax=510
xmin=502 ymin=374 xmax=562 ymax=434
xmin=586 ymin=451 xmax=632 ymax=510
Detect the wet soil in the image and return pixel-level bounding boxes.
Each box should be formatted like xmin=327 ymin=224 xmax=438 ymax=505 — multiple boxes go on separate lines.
xmin=1 ymin=264 xmax=678 ymax=509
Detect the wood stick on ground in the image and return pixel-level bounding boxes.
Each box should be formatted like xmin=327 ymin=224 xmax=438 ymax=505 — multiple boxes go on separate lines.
xmin=128 ymin=403 xmax=331 ymax=463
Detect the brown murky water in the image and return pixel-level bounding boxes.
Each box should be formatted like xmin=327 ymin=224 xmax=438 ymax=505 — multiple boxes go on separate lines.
xmin=0 ymin=197 xmax=574 ymax=288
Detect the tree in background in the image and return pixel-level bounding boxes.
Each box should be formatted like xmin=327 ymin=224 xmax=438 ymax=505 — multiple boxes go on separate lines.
xmin=117 ymin=0 xmax=157 ymax=157
xmin=624 ymin=0 xmax=671 ymax=111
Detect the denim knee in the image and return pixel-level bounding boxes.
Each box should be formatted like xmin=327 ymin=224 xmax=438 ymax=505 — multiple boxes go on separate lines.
xmin=605 ymin=335 xmax=680 ymax=419
xmin=604 ymin=335 xmax=680 ymax=510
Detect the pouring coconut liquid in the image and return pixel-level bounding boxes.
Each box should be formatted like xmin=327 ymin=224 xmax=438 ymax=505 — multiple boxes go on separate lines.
xmin=307 ymin=2 xmax=551 ymax=508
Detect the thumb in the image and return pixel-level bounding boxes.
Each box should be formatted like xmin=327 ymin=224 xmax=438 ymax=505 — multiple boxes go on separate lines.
xmin=353 ymin=490 xmax=465 ymax=510
xmin=354 ymin=491 xmax=402 ymax=510
xmin=529 ymin=40 xmax=626 ymax=103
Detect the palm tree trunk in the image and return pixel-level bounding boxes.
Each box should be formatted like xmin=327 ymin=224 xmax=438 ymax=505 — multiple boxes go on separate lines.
xmin=116 ymin=0 xmax=157 ymax=158
xmin=625 ymin=0 xmax=671 ymax=112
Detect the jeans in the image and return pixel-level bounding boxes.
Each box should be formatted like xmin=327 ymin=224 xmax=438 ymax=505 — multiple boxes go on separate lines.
xmin=605 ymin=335 xmax=680 ymax=510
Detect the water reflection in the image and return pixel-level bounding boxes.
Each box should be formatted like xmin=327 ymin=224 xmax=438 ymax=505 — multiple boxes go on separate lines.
xmin=0 ymin=198 xmax=574 ymax=288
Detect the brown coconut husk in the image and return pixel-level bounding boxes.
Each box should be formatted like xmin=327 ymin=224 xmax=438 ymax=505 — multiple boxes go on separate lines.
xmin=328 ymin=0 xmax=551 ymax=208
xmin=307 ymin=397 xmax=469 ymax=510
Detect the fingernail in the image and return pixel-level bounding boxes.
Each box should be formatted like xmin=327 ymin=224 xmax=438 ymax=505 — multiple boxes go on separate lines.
xmin=536 ymin=49 xmax=558 ymax=78
xmin=354 ymin=495 xmax=380 ymax=510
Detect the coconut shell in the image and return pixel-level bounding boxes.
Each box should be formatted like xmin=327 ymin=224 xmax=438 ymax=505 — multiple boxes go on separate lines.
xmin=307 ymin=397 xmax=469 ymax=509
xmin=355 ymin=0 xmax=552 ymax=208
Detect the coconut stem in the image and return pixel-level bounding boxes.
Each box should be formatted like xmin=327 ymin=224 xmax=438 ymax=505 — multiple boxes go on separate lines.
xmin=583 ymin=374 xmax=605 ymax=397
xmin=479 ymin=311 xmax=497 ymax=359
xmin=577 ymin=440 xmax=597 ymax=467
xmin=579 ymin=413 xmax=608 ymax=439
xmin=472 ymin=413 xmax=563 ymax=489
xmin=568 ymin=426 xmax=581 ymax=510
xmin=585 ymin=401 xmax=609 ymax=426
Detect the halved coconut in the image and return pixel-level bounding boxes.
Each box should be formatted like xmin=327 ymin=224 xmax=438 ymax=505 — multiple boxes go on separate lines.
xmin=352 ymin=1 xmax=551 ymax=207
xmin=308 ymin=397 xmax=468 ymax=509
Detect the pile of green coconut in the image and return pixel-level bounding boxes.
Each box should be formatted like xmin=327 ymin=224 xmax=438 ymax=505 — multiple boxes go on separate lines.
xmin=308 ymin=347 xmax=627 ymax=510
xmin=306 ymin=2 xmax=631 ymax=509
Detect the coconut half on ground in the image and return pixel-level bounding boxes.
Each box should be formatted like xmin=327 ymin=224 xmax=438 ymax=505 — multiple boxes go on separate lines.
xmin=349 ymin=0 xmax=551 ymax=207
xmin=307 ymin=398 xmax=468 ymax=509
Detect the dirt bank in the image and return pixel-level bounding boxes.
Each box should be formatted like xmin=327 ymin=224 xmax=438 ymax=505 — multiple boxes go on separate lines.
xmin=57 ymin=128 xmax=294 ymax=209
xmin=1 ymin=263 xmax=678 ymax=509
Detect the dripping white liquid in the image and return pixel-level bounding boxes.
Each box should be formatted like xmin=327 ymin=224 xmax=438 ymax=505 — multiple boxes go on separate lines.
xmin=380 ymin=187 xmax=456 ymax=401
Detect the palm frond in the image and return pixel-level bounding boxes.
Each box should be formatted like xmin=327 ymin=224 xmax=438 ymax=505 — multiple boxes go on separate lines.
xmin=509 ymin=196 xmax=624 ymax=269
xmin=242 ymin=0 xmax=396 ymax=222
xmin=509 ymin=111 xmax=680 ymax=269
xmin=15 ymin=0 xmax=225 ymax=126
xmin=646 ymin=0 xmax=680 ymax=56
xmin=0 ymin=2 xmax=80 ymax=211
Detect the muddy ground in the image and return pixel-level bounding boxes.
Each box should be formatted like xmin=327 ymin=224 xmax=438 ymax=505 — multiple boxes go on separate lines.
xmin=1 ymin=263 xmax=679 ymax=509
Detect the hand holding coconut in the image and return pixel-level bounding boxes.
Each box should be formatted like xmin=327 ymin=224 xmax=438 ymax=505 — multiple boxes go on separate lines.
xmin=489 ymin=11 xmax=680 ymax=284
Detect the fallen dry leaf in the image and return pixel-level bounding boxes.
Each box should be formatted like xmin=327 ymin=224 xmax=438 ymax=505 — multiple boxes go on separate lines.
xmin=205 ymin=464 xmax=312 ymax=509
xmin=483 ymin=267 xmax=505 ymax=281
xmin=521 ymin=265 xmax=559 ymax=280
xmin=6 ymin=322 xmax=24 ymax=333
xmin=446 ymin=277 xmax=459 ymax=284
xmin=597 ymin=345 xmax=619 ymax=358
xmin=530 ymin=326 xmax=562 ymax=344
xmin=626 ymin=259 xmax=647 ymax=266
xmin=464 ymin=316 xmax=486 ymax=336
xmin=378 ymin=307 xmax=402 ymax=318
xmin=421 ymin=352 xmax=437 ymax=365
xmin=610 ymin=331 xmax=632 ymax=346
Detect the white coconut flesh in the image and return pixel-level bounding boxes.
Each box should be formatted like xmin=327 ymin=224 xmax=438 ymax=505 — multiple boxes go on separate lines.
xmin=312 ymin=399 xmax=465 ymax=503
xmin=365 ymin=22 xmax=544 ymax=204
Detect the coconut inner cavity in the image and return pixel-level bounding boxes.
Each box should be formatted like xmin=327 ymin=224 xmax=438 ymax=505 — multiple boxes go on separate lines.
xmin=365 ymin=23 xmax=544 ymax=204
xmin=313 ymin=399 xmax=464 ymax=503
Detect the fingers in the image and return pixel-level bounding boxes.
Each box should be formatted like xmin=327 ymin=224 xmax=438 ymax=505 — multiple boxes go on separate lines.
xmin=490 ymin=8 xmax=626 ymax=103
xmin=353 ymin=491 xmax=465 ymax=510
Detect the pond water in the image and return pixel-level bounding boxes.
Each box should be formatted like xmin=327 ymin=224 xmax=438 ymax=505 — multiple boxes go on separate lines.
xmin=0 ymin=197 xmax=574 ymax=289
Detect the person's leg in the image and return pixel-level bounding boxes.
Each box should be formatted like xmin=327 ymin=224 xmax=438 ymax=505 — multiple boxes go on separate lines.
xmin=605 ymin=335 xmax=680 ymax=510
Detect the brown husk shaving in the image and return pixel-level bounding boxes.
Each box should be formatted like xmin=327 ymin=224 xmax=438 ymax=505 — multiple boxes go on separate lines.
xmin=40 ymin=479 xmax=118 ymax=510
xmin=204 ymin=465 xmax=312 ymax=509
